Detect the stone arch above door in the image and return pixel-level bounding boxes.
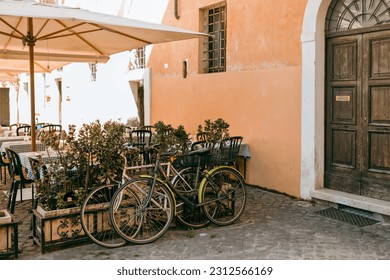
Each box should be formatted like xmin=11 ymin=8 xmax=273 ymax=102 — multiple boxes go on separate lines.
xmin=326 ymin=0 xmax=390 ymax=33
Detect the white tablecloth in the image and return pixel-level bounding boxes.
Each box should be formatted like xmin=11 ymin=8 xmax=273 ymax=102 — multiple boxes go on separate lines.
xmin=0 ymin=136 xmax=27 ymax=147
xmin=18 ymin=150 xmax=60 ymax=179
xmin=0 ymin=141 xmax=45 ymax=155
xmin=238 ymin=143 xmax=250 ymax=158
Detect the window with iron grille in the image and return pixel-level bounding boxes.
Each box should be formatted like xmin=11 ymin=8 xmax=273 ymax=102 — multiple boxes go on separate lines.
xmin=202 ymin=3 xmax=226 ymax=73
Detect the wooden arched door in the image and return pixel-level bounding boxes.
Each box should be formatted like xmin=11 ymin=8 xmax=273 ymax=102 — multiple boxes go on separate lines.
xmin=325 ymin=0 xmax=390 ymax=201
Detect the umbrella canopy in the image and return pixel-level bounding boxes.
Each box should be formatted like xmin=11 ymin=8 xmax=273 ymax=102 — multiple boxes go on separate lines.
xmin=0 ymin=71 xmax=17 ymax=82
xmin=0 ymin=0 xmax=207 ymax=150
xmin=0 ymin=49 xmax=109 ymax=73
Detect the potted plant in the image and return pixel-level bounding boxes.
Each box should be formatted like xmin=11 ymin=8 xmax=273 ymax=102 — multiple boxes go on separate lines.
xmin=197 ymin=118 xmax=230 ymax=145
xmin=0 ymin=209 xmax=12 ymax=224
xmin=31 ymin=119 xmax=126 ymax=253
xmin=0 ymin=209 xmax=18 ymax=257
xmin=152 ymin=120 xmax=190 ymax=154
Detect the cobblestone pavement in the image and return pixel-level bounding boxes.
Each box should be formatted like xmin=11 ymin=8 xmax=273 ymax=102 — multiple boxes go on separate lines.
xmin=1 ymin=175 xmax=390 ymax=260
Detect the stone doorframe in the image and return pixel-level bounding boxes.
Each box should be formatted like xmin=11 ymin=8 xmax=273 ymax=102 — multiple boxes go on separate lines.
xmin=300 ymin=0 xmax=390 ymax=216
xmin=300 ymin=0 xmax=331 ymax=199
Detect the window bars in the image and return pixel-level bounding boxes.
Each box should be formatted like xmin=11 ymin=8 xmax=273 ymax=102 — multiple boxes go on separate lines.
xmin=202 ymin=2 xmax=226 ymax=73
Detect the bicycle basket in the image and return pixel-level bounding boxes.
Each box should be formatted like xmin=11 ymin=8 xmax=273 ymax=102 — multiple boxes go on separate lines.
xmin=172 ymin=153 xmax=207 ymax=169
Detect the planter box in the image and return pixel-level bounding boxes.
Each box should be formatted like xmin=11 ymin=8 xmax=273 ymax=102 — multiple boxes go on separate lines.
xmin=32 ymin=205 xmax=111 ymax=253
xmin=0 ymin=210 xmax=19 ymax=259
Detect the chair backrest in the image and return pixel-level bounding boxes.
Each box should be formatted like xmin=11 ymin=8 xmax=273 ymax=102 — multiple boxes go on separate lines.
xmin=16 ymin=125 xmax=31 ymax=136
xmin=35 ymin=122 xmax=49 ymax=130
xmin=0 ymin=151 xmax=8 ymax=166
xmin=221 ymin=136 xmax=243 ymax=151
xmin=191 ymin=140 xmax=213 ymax=151
xmin=219 ymin=136 xmax=243 ymax=165
xmin=5 ymin=148 xmax=19 ymax=180
xmin=36 ymin=124 xmax=63 ymax=140
xmin=131 ymin=129 xmax=152 ymax=146
xmin=196 ymin=132 xmax=210 ymax=141
xmin=5 ymin=148 xmax=31 ymax=183
xmin=10 ymin=123 xmax=29 ymax=130
xmin=139 ymin=125 xmax=155 ymax=132
xmin=123 ymin=126 xmax=133 ymax=142
xmin=41 ymin=124 xmax=62 ymax=132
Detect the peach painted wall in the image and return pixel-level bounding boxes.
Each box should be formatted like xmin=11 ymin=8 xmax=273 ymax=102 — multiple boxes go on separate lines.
xmin=147 ymin=0 xmax=307 ymax=197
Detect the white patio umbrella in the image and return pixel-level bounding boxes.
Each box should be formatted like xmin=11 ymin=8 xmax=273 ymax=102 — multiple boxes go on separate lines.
xmin=0 ymin=71 xmax=17 ymax=82
xmin=0 ymin=49 xmax=109 ymax=73
xmin=0 ymin=0 xmax=207 ymax=150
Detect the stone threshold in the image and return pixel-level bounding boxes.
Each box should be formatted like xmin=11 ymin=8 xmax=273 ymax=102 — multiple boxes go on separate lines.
xmin=311 ymin=188 xmax=390 ymax=218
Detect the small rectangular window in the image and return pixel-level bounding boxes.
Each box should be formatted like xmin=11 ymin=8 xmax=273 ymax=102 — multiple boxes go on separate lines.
xmin=202 ymin=2 xmax=226 ymax=73
xmin=128 ymin=47 xmax=146 ymax=70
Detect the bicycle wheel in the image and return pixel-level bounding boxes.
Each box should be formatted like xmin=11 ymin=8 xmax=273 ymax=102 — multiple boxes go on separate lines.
xmin=110 ymin=177 xmax=175 ymax=244
xmin=200 ymin=167 xmax=246 ymax=226
xmin=80 ymin=184 xmax=129 ymax=248
xmin=172 ymin=168 xmax=210 ymax=229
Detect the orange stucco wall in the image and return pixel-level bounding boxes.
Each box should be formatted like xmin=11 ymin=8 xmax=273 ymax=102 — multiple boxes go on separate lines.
xmin=147 ymin=0 xmax=307 ymax=197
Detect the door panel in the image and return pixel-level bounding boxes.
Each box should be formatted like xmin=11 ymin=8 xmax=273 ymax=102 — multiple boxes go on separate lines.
xmin=326 ymin=30 xmax=390 ymax=201
xmin=325 ymin=35 xmax=362 ymax=194
xmin=361 ymin=31 xmax=390 ymax=200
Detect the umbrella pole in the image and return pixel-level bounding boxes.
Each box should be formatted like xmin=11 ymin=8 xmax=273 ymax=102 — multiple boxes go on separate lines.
xmin=27 ymin=18 xmax=36 ymax=151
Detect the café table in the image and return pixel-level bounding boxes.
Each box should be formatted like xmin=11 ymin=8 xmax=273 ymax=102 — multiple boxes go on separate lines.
xmin=18 ymin=149 xmax=60 ymax=179
xmin=0 ymin=140 xmax=46 ymax=155
xmin=0 ymin=136 xmax=27 ymax=147
xmin=238 ymin=143 xmax=250 ymax=179
xmin=0 ymin=126 xmax=11 ymax=137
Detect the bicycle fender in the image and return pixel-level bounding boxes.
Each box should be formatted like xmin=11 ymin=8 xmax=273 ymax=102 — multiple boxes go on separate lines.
xmin=197 ymin=166 xmax=246 ymax=204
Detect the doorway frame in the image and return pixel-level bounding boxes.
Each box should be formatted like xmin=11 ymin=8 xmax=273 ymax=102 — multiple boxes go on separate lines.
xmin=301 ymin=0 xmax=390 ymax=216
xmin=127 ymin=68 xmax=151 ymax=126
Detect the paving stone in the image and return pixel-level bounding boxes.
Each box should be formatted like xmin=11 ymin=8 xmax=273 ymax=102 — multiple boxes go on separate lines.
xmin=1 ymin=174 xmax=390 ymax=260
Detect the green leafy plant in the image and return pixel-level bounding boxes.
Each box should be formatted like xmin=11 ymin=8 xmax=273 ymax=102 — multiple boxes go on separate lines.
xmin=197 ymin=118 xmax=230 ymax=144
xmin=35 ymin=120 xmax=126 ymax=210
xmin=152 ymin=121 xmax=190 ymax=154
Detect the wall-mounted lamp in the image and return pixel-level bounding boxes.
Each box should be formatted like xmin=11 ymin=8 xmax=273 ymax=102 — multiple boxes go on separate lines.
xmin=88 ymin=62 xmax=97 ymax=82
xmin=183 ymin=60 xmax=187 ymax=78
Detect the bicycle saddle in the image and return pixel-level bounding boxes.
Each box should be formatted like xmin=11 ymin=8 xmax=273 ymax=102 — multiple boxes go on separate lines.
xmin=187 ymin=147 xmax=210 ymax=156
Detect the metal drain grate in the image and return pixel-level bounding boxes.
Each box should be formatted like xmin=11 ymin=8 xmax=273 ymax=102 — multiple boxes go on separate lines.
xmin=315 ymin=207 xmax=379 ymax=227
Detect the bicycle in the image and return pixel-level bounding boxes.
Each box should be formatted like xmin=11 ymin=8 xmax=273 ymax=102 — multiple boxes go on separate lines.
xmin=79 ymin=143 xmax=202 ymax=247
xmin=79 ymin=143 xmax=150 ymax=248
xmin=109 ymin=139 xmax=247 ymax=245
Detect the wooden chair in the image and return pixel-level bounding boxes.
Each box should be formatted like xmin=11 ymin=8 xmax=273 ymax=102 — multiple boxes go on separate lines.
xmin=10 ymin=123 xmax=29 ymax=131
xmin=131 ymin=129 xmax=153 ymax=164
xmin=131 ymin=129 xmax=152 ymax=147
xmin=35 ymin=122 xmax=49 ymax=130
xmin=219 ymin=136 xmax=243 ymax=169
xmin=196 ymin=132 xmax=210 ymax=142
xmin=190 ymin=139 xmax=213 ymax=151
xmin=36 ymin=124 xmax=63 ymax=140
xmin=123 ymin=126 xmax=134 ymax=142
xmin=5 ymin=148 xmax=34 ymax=214
xmin=16 ymin=125 xmax=31 ymax=136
xmin=139 ymin=125 xmax=155 ymax=132
xmin=0 ymin=151 xmax=8 ymax=184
